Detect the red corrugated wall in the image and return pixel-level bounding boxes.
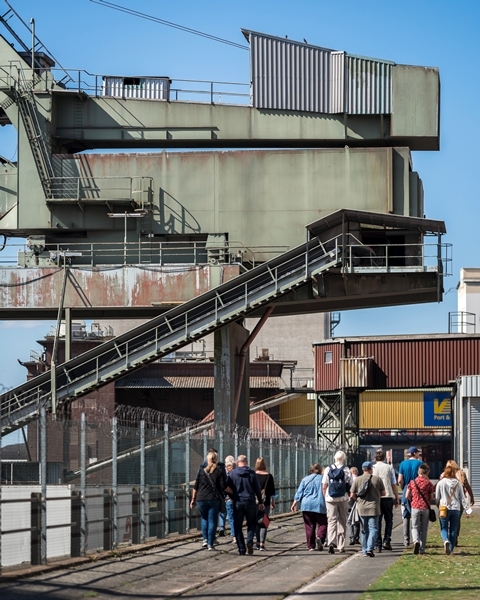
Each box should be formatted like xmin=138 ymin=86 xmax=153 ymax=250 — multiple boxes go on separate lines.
xmin=314 ymin=336 xmax=480 ymax=391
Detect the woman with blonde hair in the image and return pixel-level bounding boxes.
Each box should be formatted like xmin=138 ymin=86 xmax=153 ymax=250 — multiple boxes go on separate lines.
xmin=254 ymin=457 xmax=276 ymax=550
xmin=440 ymin=460 xmax=474 ymax=546
xmin=191 ymin=451 xmax=225 ymax=550
xmin=435 ymin=463 xmax=471 ymax=555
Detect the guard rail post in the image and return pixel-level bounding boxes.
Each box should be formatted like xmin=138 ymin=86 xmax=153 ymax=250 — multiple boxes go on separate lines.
xmin=80 ymin=413 xmax=86 ymax=556
xmin=112 ymin=416 xmax=118 ymax=550
xmin=164 ymin=423 xmax=169 ymax=537
xmin=140 ymin=419 xmax=146 ymax=543
xmin=71 ymin=491 xmax=81 ymax=557
xmin=40 ymin=405 xmax=47 ymax=565
xmin=103 ymin=489 xmax=113 ymax=551
xmin=132 ymin=487 xmax=140 ymax=545
xmin=278 ymin=439 xmax=283 ymax=510
xmin=185 ymin=426 xmax=190 ymax=534
xmin=31 ymin=492 xmax=42 ymax=565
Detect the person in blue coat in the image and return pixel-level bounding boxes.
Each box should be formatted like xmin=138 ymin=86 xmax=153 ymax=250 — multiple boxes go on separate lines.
xmin=291 ymin=464 xmax=327 ymax=551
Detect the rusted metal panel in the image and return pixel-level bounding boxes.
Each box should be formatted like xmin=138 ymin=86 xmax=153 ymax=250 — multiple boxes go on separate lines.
xmin=0 ymin=264 xmax=240 ymax=311
xmin=314 ymin=342 xmax=341 ymax=391
xmin=202 ymin=408 xmax=289 ymax=438
xmin=340 ymin=357 xmax=373 ymax=388
xmin=278 ymin=393 xmax=314 ymax=426
xmin=315 ymin=335 xmax=480 ymax=391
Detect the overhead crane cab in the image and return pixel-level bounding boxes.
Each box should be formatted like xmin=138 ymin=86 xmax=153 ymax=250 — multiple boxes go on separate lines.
xmin=307 ymin=209 xmax=447 ymax=275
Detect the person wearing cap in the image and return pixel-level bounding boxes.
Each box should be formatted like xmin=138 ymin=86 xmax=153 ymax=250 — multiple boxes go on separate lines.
xmin=350 ymin=462 xmax=386 ymax=557
xmin=398 ymin=447 xmax=423 ymax=547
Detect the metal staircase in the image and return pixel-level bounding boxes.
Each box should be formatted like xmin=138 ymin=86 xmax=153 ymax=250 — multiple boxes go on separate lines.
xmin=15 ymin=67 xmax=55 ymax=198
xmin=0 ymin=233 xmax=343 ymax=434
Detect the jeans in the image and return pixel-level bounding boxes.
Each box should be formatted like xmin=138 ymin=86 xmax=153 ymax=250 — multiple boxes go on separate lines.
xmin=326 ymin=500 xmax=348 ymax=551
xmin=197 ymin=499 xmax=220 ymax=547
xmin=233 ymin=502 xmax=257 ymax=554
xmin=376 ymin=497 xmax=394 ymax=546
xmin=411 ymin=508 xmax=430 ymax=553
xmin=440 ymin=509 xmax=461 ymax=552
xmin=226 ymin=500 xmax=235 ymax=537
xmin=359 ymin=515 xmax=379 ymax=554
xmin=302 ymin=511 xmax=327 ymax=549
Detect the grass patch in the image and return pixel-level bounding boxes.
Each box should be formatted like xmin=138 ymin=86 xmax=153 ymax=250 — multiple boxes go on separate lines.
xmin=361 ymin=513 xmax=480 ymax=600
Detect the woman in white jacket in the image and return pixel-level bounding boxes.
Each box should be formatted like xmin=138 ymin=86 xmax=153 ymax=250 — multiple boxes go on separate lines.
xmin=435 ymin=464 xmax=470 ymax=555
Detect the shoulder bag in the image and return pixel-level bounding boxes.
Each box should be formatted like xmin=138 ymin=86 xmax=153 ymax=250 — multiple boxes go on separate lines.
xmin=439 ymin=482 xmax=458 ymax=519
xmin=413 ymin=478 xmax=436 ymax=522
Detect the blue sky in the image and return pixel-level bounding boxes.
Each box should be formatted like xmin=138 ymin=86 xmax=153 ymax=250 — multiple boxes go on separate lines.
xmin=0 ymin=0 xmax=479 ymax=393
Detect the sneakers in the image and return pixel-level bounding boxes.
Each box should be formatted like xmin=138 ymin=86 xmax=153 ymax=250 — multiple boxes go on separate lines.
xmin=259 ymin=544 xmax=266 ymax=551
xmin=247 ymin=542 xmax=254 ymax=555
xmin=218 ymin=529 xmax=225 ymax=537
xmin=349 ymin=538 xmax=356 ymax=546
xmin=413 ymin=541 xmax=420 ymax=555
xmin=444 ymin=540 xmax=451 ymax=555
xmin=316 ymin=538 xmax=324 ymax=551
xmin=366 ymin=550 xmax=375 ymax=558
xmin=382 ymin=541 xmax=392 ymax=551
xmin=374 ymin=546 xmax=382 ymax=553
xmin=404 ymin=539 xmax=410 ymax=547
xmin=208 ymin=545 xmax=215 ymax=551
xmin=328 ymin=544 xmax=335 ymax=554
xmin=202 ymin=540 xmax=208 ymax=548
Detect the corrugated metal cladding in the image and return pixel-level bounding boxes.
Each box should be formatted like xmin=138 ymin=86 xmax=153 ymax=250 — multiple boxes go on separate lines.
xmin=246 ymin=30 xmax=392 ymax=115
xmin=279 ymin=393 xmax=315 ymax=426
xmin=346 ymin=56 xmax=392 ymax=115
xmin=315 ymin=337 xmax=480 ymax=391
xmin=469 ymin=399 xmax=480 ymax=497
xmin=314 ymin=343 xmax=342 ymax=391
xmin=102 ymin=76 xmax=170 ymax=100
xmin=360 ymin=390 xmax=450 ymax=429
xmin=115 ymin=375 xmax=282 ymax=389
xmin=460 ymin=375 xmax=480 ymax=398
xmin=339 ymin=357 xmax=373 ymax=388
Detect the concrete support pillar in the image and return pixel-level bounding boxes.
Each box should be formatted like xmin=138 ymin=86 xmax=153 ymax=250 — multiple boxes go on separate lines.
xmin=214 ymin=322 xmax=250 ymax=428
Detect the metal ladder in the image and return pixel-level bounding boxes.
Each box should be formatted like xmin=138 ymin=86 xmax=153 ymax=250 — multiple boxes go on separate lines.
xmin=0 ymin=234 xmax=342 ymax=434
xmin=15 ymin=67 xmax=55 ymax=198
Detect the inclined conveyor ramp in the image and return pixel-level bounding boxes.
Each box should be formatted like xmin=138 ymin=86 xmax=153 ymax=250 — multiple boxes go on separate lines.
xmin=0 ymin=232 xmax=342 ymax=434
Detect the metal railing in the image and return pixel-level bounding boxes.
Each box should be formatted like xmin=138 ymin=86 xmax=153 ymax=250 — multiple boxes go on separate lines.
xmin=48 ymin=175 xmax=154 ymax=204
xmin=0 ymin=233 xmax=344 ymax=432
xmin=0 ymin=234 xmax=448 ymax=433
xmin=0 ymin=64 xmax=251 ymax=105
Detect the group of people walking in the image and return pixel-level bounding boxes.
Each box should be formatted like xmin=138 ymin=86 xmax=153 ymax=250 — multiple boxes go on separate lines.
xmin=191 ymin=446 xmax=475 ymax=558
xmin=191 ymin=450 xmax=275 ymax=555
xmin=291 ymin=447 xmax=474 ymax=557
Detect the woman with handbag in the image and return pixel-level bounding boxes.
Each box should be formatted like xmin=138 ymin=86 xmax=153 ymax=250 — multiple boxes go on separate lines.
xmin=291 ymin=464 xmax=327 ymax=551
xmin=435 ymin=464 xmax=471 ymax=555
xmin=190 ymin=451 xmax=225 ymax=550
xmin=405 ymin=463 xmax=435 ymax=555
xmin=254 ymin=457 xmax=276 ymax=550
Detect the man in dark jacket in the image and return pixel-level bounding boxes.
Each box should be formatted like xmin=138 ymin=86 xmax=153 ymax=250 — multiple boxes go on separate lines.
xmin=226 ymin=455 xmax=265 ymax=555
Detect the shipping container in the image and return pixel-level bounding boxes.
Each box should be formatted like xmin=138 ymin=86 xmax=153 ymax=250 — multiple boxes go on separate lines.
xmin=359 ymin=389 xmax=452 ymax=429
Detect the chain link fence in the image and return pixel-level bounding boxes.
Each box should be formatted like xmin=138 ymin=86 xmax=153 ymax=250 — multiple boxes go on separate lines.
xmin=0 ymin=406 xmax=335 ymax=570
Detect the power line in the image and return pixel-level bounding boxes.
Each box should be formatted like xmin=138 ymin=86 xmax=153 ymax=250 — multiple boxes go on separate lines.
xmin=89 ymin=0 xmax=249 ymax=50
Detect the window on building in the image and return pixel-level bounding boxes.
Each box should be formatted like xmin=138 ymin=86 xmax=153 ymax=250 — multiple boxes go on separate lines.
xmin=325 ymin=351 xmax=333 ymax=364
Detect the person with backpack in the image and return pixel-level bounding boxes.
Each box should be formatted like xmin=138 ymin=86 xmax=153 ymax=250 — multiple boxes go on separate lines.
xmin=321 ymin=451 xmax=352 ymax=554
xmin=350 ymin=461 xmax=386 ymax=557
